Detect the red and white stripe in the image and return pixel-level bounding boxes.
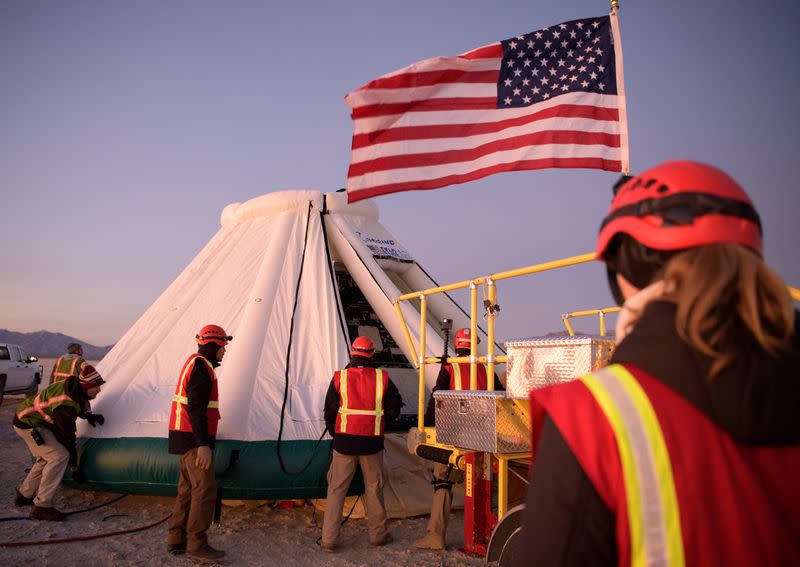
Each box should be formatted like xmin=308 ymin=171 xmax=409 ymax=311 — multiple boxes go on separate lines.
xmin=17 ymin=393 xmax=73 ymax=423
xmin=345 ymin=37 xmax=628 ymax=202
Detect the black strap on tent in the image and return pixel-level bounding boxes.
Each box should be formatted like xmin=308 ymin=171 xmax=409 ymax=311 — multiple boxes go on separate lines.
xmin=320 ymin=194 xmax=350 ymax=348
xmin=276 ymin=201 xmax=330 ymax=476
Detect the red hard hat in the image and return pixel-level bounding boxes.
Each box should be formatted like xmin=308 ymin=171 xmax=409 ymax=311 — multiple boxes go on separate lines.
xmin=350 ymin=336 xmax=375 ymax=358
xmin=196 ymin=324 xmax=233 ymax=346
xmin=596 ymin=161 xmax=763 ymax=259
xmin=454 ymin=328 xmax=479 ymax=349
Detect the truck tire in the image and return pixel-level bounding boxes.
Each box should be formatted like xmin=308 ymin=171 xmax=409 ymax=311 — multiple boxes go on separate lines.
xmin=0 ymin=374 xmax=6 ymax=406
xmin=26 ymin=373 xmax=40 ymax=397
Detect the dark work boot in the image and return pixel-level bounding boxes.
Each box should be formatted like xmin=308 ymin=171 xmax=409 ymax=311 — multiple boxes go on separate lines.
xmin=30 ymin=506 xmax=66 ymax=521
xmin=167 ymin=543 xmax=186 ymax=555
xmin=371 ymin=532 xmax=394 ymax=546
xmin=186 ymin=543 xmax=226 ymax=564
xmin=14 ymin=490 xmax=34 ymax=506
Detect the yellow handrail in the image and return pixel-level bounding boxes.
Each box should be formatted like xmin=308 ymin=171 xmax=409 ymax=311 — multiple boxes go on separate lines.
xmin=394 ymin=252 xmax=598 ymax=425
xmin=394 ymin=251 xmax=800 ymax=426
xmin=562 ymin=307 xmax=622 ymax=336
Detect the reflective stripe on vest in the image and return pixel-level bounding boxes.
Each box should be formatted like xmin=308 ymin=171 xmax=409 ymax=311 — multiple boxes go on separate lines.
xmin=450 ymin=363 xmax=488 ymax=391
xmin=580 ymin=364 xmax=685 ymax=567
xmin=172 ymin=395 xmax=220 ymax=409
xmin=52 ymin=355 xmax=84 ymax=382
xmin=171 ymin=354 xmax=217 ymax=430
xmin=16 ymin=380 xmax=80 ymax=426
xmin=338 ymin=368 xmax=385 ymax=436
xmin=17 ymin=393 xmax=74 ymax=424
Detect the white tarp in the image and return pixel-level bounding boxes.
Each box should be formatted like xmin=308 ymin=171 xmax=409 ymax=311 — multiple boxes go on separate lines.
xmin=84 ymin=189 xmax=486 ymax=515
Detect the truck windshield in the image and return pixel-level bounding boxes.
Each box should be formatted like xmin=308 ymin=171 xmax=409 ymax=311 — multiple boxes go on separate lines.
xmin=0 ymin=346 xmax=9 ymax=360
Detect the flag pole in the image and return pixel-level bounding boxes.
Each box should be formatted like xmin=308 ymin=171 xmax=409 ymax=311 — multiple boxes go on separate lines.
xmin=609 ymin=0 xmax=629 ymax=173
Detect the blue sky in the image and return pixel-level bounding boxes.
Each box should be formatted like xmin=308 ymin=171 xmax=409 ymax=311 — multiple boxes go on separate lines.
xmin=2 ymin=0 xmax=798 ymax=346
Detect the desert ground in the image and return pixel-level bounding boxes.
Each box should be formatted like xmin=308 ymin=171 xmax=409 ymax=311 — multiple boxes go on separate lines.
xmin=0 ymin=383 xmax=485 ymax=567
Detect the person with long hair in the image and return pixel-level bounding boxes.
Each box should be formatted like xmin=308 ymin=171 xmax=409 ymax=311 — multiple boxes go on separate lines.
xmin=512 ymin=161 xmax=800 ymax=566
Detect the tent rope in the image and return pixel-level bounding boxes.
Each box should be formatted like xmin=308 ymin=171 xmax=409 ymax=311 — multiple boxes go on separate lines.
xmin=320 ymin=194 xmax=351 ymax=350
xmin=276 ymin=201 xmax=329 ymax=476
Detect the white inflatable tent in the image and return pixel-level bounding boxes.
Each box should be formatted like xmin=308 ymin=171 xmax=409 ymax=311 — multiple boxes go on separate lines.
xmin=79 ymin=190 xmax=489 ymax=514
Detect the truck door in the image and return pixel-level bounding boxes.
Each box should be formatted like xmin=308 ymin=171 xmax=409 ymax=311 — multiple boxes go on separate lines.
xmin=17 ymin=347 xmax=35 ymax=389
xmin=6 ymin=345 xmax=25 ymax=390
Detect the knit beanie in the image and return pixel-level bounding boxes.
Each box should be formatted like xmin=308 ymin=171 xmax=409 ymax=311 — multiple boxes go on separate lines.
xmin=79 ymin=365 xmax=106 ymax=390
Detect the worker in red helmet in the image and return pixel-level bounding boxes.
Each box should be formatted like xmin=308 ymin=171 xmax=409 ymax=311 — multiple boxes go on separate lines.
xmin=320 ymin=335 xmax=403 ymax=552
xmin=415 ymin=326 xmax=501 ymax=550
xmin=513 ymin=161 xmax=800 ymax=566
xmin=166 ymin=324 xmax=232 ymax=563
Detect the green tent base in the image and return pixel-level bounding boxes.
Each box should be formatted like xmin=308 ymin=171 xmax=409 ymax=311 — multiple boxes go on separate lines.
xmin=69 ymin=437 xmax=363 ymax=499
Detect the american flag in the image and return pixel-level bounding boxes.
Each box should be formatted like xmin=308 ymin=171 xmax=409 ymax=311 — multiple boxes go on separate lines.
xmin=345 ymin=14 xmax=629 ymax=203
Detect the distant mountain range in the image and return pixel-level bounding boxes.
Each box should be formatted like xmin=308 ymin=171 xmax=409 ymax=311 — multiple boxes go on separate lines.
xmin=0 ymin=329 xmax=114 ymax=360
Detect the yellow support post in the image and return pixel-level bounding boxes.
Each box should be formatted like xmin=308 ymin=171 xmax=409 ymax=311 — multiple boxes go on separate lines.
xmin=418 ymin=293 xmax=427 ymax=431
xmin=562 ymin=314 xmax=575 ymax=337
xmin=494 ymin=453 xmax=530 ymax=520
xmin=599 ymin=310 xmax=606 ymax=336
xmin=393 ymin=301 xmax=418 ymax=368
xmin=497 ymin=456 xmax=509 ymax=520
xmin=469 ymin=282 xmax=478 ymax=390
xmin=487 ymin=277 xmax=496 ymax=391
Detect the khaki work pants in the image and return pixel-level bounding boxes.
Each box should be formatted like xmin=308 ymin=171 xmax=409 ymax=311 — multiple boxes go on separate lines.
xmin=321 ymin=450 xmax=389 ymax=546
xmin=426 ymin=462 xmax=461 ymax=537
xmin=14 ymin=426 xmax=70 ymax=508
xmin=167 ymin=447 xmax=218 ymax=551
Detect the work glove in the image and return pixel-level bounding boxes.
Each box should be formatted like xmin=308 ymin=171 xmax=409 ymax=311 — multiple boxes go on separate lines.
xmin=86 ymin=413 xmax=105 ymax=427
xmin=71 ymin=467 xmax=88 ymax=484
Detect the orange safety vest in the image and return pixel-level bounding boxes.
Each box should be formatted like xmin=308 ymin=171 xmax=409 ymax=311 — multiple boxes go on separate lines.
xmin=446 ymin=362 xmax=488 ymax=391
xmin=530 ymin=363 xmax=800 ymax=567
xmin=16 ymin=379 xmax=82 ymax=427
xmin=334 ymin=367 xmax=388 ymax=437
xmin=169 ymin=354 xmax=221 ymax=436
xmin=51 ymin=354 xmax=85 ymax=384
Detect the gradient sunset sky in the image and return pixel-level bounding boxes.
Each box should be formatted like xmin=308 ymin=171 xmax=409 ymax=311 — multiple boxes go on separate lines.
xmin=2 ymin=0 xmax=798 ymax=346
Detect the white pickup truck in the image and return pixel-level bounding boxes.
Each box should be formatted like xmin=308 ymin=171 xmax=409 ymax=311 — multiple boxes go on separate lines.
xmin=0 ymin=343 xmax=42 ymax=404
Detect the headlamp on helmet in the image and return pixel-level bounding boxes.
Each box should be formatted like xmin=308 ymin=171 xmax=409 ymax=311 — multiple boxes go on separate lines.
xmin=196 ymin=325 xmax=233 ymax=347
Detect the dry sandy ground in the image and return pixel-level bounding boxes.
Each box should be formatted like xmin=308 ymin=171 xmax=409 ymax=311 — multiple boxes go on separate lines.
xmin=0 ymin=395 xmax=485 ymax=567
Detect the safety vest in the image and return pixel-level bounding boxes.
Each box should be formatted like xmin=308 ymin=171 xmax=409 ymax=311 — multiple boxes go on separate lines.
xmin=169 ymin=354 xmax=221 ymax=437
xmin=530 ymin=363 xmax=800 ymax=567
xmin=447 ymin=362 xmax=488 ymax=391
xmin=16 ymin=380 xmax=82 ymax=427
xmin=334 ymin=367 xmax=388 ymax=437
xmin=51 ymin=354 xmax=86 ymax=384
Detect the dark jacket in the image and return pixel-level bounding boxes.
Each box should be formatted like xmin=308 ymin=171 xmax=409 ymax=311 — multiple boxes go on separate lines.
xmin=13 ymin=375 xmax=91 ymax=467
xmin=168 ymin=343 xmax=221 ymax=455
xmin=324 ymin=355 xmax=403 ymax=455
xmin=513 ymin=301 xmax=800 ymax=566
xmin=423 ymin=348 xmax=504 ymax=426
